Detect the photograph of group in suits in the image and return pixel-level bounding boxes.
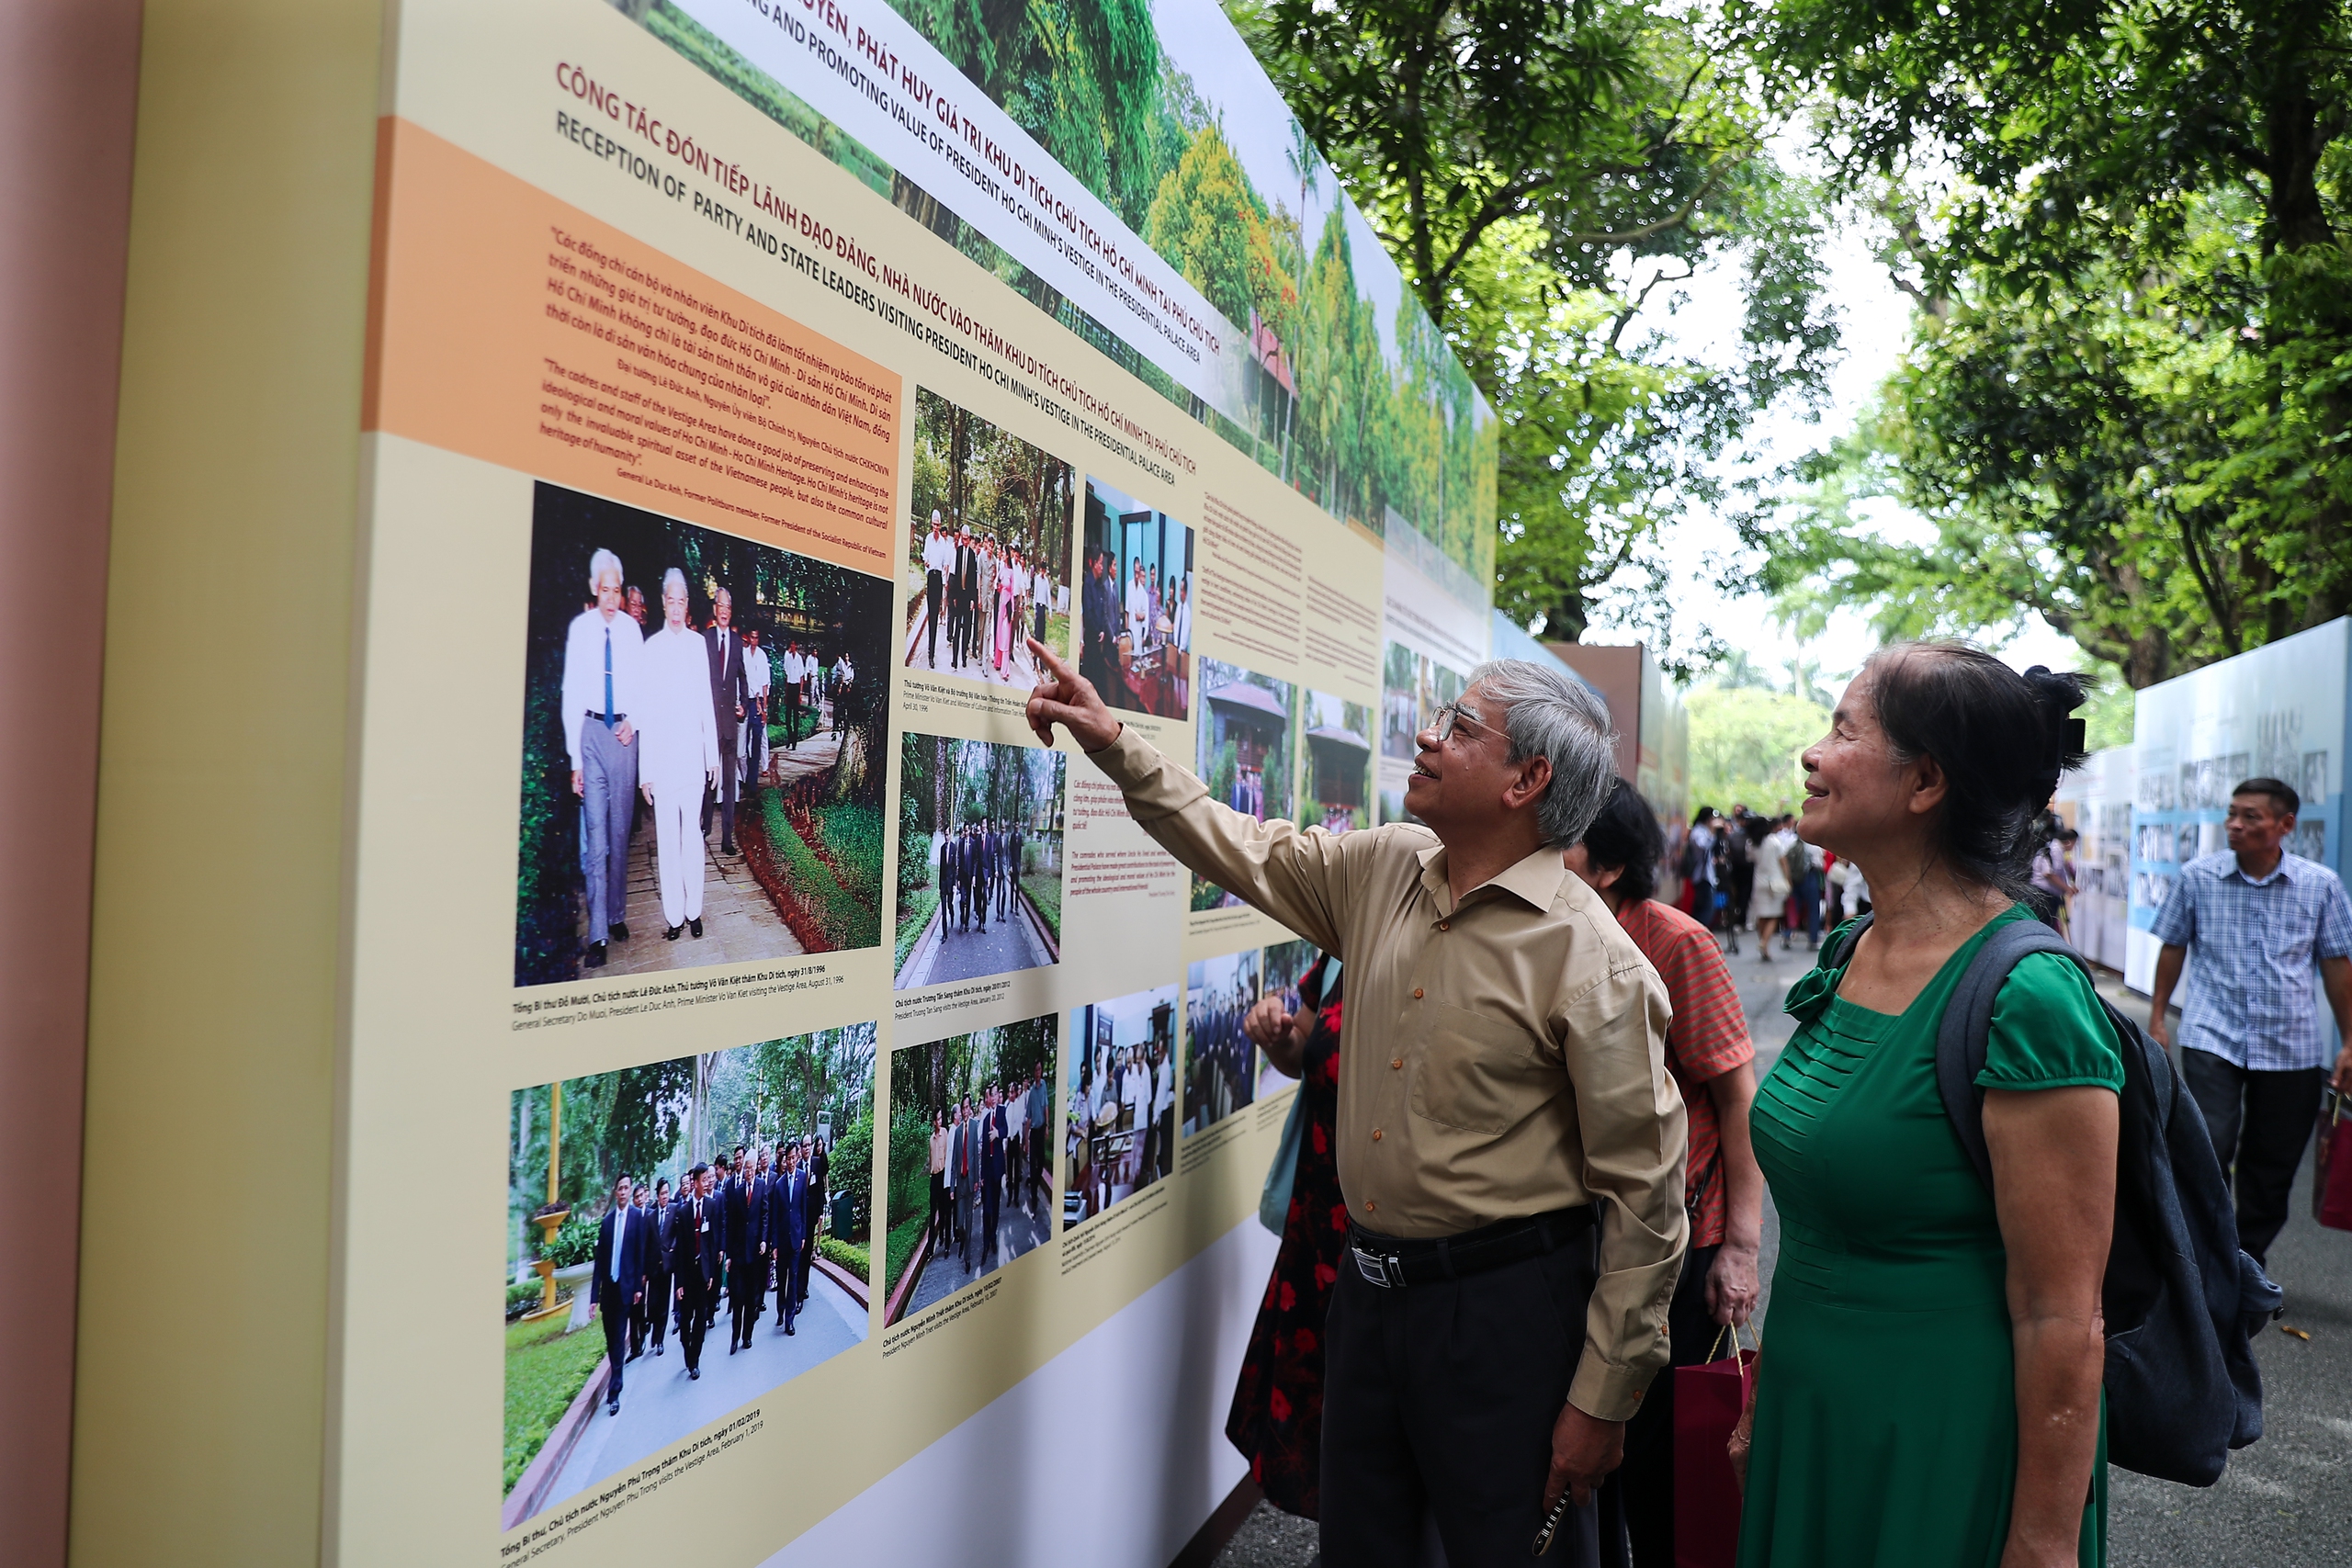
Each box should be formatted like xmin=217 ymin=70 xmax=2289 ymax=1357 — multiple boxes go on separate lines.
xmin=1064 ymin=984 xmax=1179 ymax=1227
xmin=903 ymin=387 xmax=1075 ymax=690
xmin=1190 ymin=658 xmax=1298 ymax=910
xmin=503 ymin=1025 xmax=876 ymax=1529
xmin=514 ymin=483 xmax=893 ymax=987
xmin=893 ymin=732 xmax=1067 ymax=990
xmin=1257 ymin=939 xmax=1317 ymax=1101
xmin=879 ymin=1012 xmax=1059 ymax=1326
xmin=1078 ymin=478 xmax=1193 ymax=721
xmin=1183 ymin=949 xmax=1261 ymax=1136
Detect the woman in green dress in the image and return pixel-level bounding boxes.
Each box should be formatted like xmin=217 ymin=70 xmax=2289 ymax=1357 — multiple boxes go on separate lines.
xmin=1733 ymin=642 xmax=2118 ymax=1568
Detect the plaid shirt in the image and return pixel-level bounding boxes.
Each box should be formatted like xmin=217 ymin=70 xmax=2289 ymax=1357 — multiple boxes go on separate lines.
xmin=2149 ymin=850 xmax=2352 ymax=1072
xmin=1617 ymin=897 xmax=1752 ymax=1246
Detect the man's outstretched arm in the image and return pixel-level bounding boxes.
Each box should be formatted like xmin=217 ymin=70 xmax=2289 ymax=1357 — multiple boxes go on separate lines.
xmin=1024 ymin=637 xmax=1350 ymax=954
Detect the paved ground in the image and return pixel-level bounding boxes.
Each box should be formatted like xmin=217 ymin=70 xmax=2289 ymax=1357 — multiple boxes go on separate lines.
xmin=903 ymin=1179 xmax=1054 ymax=1319
xmin=584 ymin=805 xmax=802 ymax=976
xmin=1216 ymin=920 xmax=2352 ymax=1566
xmin=896 ymin=890 xmax=1054 ymax=987
xmin=904 ymin=593 xmax=1047 ymax=689
xmin=545 ymin=1269 xmax=866 ymax=1509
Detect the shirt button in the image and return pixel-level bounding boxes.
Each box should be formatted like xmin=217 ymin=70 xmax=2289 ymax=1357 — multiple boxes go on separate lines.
xmin=1372 ymin=1128 xmax=1383 ymax=1141
xmin=1365 ymin=1201 xmax=1377 ymax=1213
xmin=1438 ymin=919 xmax=1451 ymax=931
xmin=1413 ymin=987 xmax=1425 ymax=999
xmin=1391 ymin=1058 xmax=1402 ymax=1070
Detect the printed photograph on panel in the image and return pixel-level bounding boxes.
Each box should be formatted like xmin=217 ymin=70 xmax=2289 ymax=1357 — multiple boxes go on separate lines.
xmin=1300 ymin=689 xmax=1374 ymax=835
xmin=1079 ymin=477 xmax=1193 ymax=720
xmin=894 ymin=734 xmax=1067 ymax=989
xmin=1192 ymin=659 xmax=1297 ymax=909
xmin=880 ymin=1012 xmax=1059 ymax=1325
xmin=514 ymin=482 xmax=892 ymax=987
xmin=502 ymin=1024 xmax=877 ymax=1529
xmin=902 ymin=387 xmax=1076 ymax=689
xmin=1258 ymin=938 xmax=1318 ymax=1100
xmin=1065 ymin=984 xmax=1179 ymax=1226
xmin=1376 ymin=641 xmax=1464 ymax=826
xmin=1184 ymin=948 xmax=1261 ymax=1134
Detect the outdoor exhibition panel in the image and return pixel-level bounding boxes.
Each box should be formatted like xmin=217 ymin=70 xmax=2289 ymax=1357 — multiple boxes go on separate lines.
xmin=311 ymin=1 xmax=1503 ymax=1562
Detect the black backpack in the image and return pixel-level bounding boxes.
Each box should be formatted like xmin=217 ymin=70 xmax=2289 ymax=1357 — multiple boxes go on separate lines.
xmin=1823 ymin=914 xmax=2282 ymax=1485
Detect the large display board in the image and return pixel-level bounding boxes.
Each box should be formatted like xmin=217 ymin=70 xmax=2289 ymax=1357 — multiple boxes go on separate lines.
xmin=2124 ymin=618 xmax=2347 ymax=995
xmin=330 ymin=2 xmax=1498 ymax=1562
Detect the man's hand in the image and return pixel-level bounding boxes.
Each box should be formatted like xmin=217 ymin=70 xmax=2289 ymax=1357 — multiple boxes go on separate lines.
xmin=1543 ymin=1403 xmax=1625 ymax=1515
xmin=616 ymin=719 xmax=635 ymax=746
xmin=1024 ymin=637 xmax=1122 ymax=752
xmin=572 ymin=769 xmax=584 ymax=797
xmin=2144 ymin=1011 xmax=2170 ymax=1048
xmin=1707 ymin=1244 xmax=1760 ymax=1327
xmin=2335 ymin=1037 xmax=2352 ymax=1096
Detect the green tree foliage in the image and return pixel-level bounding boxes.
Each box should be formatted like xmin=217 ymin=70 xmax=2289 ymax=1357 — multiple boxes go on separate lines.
xmin=1687 ymin=683 xmax=1830 ymax=816
xmin=1749 ymin=0 xmax=2352 ymax=686
xmin=1229 ymin=0 xmax=1842 ymax=666
xmin=909 ymin=389 xmax=1075 ymax=569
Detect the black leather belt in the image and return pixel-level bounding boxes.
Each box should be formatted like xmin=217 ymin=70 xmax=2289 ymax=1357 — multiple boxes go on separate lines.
xmin=583 ymin=711 xmax=629 ymax=725
xmin=1347 ymin=1204 xmax=1595 ymax=1289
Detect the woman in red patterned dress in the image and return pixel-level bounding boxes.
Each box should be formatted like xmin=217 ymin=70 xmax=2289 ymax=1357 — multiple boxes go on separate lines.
xmin=1224 ymin=953 xmax=1346 ymax=1518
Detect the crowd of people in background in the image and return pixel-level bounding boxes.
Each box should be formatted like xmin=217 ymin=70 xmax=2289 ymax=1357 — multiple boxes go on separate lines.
xmin=935 ymin=819 xmax=1029 ymax=933
xmin=914 ymin=512 xmax=1057 ymax=679
xmin=924 ymin=1070 xmax=1053 ymax=1275
xmin=560 ymin=547 xmax=855 ymax=968
xmin=586 ymin=1136 xmax=834 ymax=1416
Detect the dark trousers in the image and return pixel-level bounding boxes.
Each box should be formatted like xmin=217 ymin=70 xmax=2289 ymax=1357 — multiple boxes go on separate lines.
xmin=643 ymin=1270 xmax=668 ymax=1348
xmin=783 ymin=684 xmax=801 ymax=746
xmin=924 ymin=570 xmax=944 ymax=663
xmin=1611 ymin=1244 xmax=1721 ymax=1568
xmin=703 ymin=734 xmax=740 ymax=845
xmin=1321 ymin=1230 xmax=1626 ymax=1568
xmin=598 ymin=1283 xmax=632 ymax=1402
xmin=2181 ymin=1047 xmax=2326 ymax=1263
xmin=728 ymin=1256 xmax=761 ymax=1346
xmin=674 ymin=1272 xmax=711 ymax=1370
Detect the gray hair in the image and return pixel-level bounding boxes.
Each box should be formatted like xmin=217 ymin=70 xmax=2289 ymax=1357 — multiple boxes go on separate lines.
xmin=587 ymin=547 xmax=624 ymax=593
xmin=1467 ymin=659 xmax=1617 ymax=846
xmin=662 ymin=567 xmax=687 ymax=597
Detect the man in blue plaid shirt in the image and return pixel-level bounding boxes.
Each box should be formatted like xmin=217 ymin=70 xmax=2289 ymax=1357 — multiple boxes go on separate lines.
xmin=2148 ymin=776 xmax=2352 ymax=1264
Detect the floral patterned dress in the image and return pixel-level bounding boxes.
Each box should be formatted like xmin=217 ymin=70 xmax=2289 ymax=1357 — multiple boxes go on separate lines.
xmin=1224 ymin=957 xmax=1347 ymax=1518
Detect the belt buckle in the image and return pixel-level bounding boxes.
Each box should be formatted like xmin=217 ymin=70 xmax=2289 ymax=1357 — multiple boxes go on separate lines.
xmin=1351 ymin=1245 xmax=1401 ymax=1289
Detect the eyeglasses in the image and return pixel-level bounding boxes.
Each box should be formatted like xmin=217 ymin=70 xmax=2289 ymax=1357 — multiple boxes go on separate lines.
xmin=1430 ymin=702 xmax=1493 ymax=744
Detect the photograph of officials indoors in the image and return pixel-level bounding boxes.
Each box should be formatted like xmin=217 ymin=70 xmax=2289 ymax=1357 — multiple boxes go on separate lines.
xmin=1183 ymin=948 xmax=1261 ymax=1135
xmin=514 ymin=483 xmax=892 ymax=987
xmin=1064 ymin=984 xmax=1178 ymax=1226
xmin=893 ymin=733 xmax=1068 ymax=990
xmin=903 ymin=387 xmax=1075 ymax=689
xmin=1376 ymin=639 xmax=1464 ymax=826
xmin=1191 ymin=659 xmax=1298 ymax=910
xmin=1078 ymin=477 xmax=1193 ymax=721
xmin=502 ymin=1025 xmax=877 ymax=1528
xmin=879 ymin=1013 xmax=1059 ymax=1326
xmin=1257 ymin=939 xmax=1316 ymax=1100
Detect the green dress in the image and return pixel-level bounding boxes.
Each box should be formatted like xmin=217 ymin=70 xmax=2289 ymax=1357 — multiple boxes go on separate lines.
xmin=1736 ymin=906 xmax=2122 ymax=1568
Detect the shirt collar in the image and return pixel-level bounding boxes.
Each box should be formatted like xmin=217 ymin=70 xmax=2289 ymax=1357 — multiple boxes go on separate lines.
xmin=1415 ymin=841 xmax=1568 ymax=914
xmin=2225 ymin=852 xmax=2298 ymax=886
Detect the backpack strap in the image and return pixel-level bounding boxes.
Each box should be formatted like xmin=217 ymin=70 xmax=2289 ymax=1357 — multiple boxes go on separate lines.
xmin=1936 ymin=919 xmax=2096 ymax=1190
xmin=1822 ymin=912 xmax=1872 ymax=973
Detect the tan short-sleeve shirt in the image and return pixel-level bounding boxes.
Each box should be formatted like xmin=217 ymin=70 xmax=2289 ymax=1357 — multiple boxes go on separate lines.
xmin=1089 ymin=726 xmax=1689 ymax=1418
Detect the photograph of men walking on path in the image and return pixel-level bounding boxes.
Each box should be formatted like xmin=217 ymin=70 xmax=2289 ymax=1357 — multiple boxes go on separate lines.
xmin=502 ymin=1025 xmax=876 ymax=1529
xmin=1184 ymin=948 xmax=1261 ymax=1135
xmin=514 ymin=483 xmax=893 ymax=987
xmin=880 ymin=1013 xmax=1058 ymax=1326
xmin=1079 ymin=478 xmax=1193 ymax=721
xmin=893 ymin=732 xmax=1067 ymax=990
xmin=1066 ymin=984 xmax=1179 ymax=1226
xmin=904 ymin=387 xmax=1075 ymax=690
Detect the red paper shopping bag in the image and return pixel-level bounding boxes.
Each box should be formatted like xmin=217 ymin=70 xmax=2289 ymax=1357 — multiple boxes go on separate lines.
xmin=1673 ymin=1339 xmax=1756 ymax=1568
xmin=2319 ymin=1094 xmax=2352 ymax=1231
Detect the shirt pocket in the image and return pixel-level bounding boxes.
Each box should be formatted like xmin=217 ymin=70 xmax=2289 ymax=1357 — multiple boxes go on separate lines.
xmin=1408 ymin=1002 xmax=1558 ymax=1135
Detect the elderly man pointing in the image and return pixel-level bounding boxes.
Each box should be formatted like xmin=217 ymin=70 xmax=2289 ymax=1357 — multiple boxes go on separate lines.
xmin=1024 ymin=638 xmax=1685 ymax=1566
